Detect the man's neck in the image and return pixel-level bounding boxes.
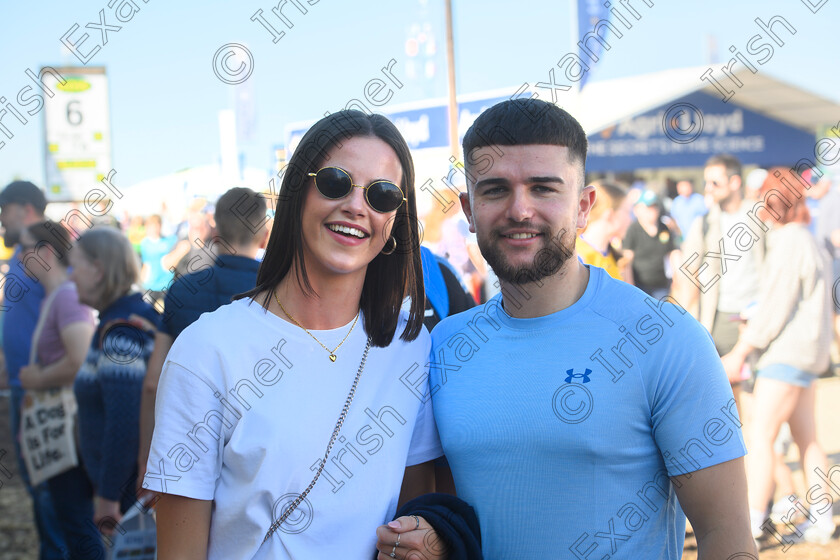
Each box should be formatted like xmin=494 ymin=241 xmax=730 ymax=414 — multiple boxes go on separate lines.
xmin=220 ymin=243 xmax=261 ymax=260
xmin=499 ymin=259 xmax=590 ymax=319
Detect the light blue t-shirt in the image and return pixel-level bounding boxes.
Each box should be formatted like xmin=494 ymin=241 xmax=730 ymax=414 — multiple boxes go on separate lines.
xmin=429 ymin=265 xmax=746 ymax=559
xmin=670 ymin=193 xmax=707 ymax=242
xmin=140 ymin=235 xmax=177 ymax=291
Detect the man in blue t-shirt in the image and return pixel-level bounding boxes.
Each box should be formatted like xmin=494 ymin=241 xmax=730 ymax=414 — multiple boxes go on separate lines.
xmin=0 ymin=180 xmax=68 ymax=559
xmin=427 ymin=99 xmax=755 ymax=558
xmin=670 ymin=179 xmax=707 ymax=243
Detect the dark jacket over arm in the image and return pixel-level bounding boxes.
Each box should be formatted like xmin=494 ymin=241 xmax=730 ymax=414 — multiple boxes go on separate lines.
xmin=388 ymin=493 xmax=482 ymax=560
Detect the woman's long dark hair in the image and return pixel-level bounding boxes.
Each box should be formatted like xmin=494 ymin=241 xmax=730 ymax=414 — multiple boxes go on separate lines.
xmin=236 ymin=110 xmax=424 ymax=347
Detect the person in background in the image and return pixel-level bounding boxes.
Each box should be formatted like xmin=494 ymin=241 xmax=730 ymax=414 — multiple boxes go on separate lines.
xmin=162 ymin=201 xmax=216 ymax=280
xmin=670 ymin=179 xmax=707 ymax=244
xmin=438 ymin=213 xmax=482 ymax=303
xmin=137 ymin=187 xmax=268 ymax=487
xmin=72 ymin=227 xmax=162 ymax=538
xmin=576 ymin=180 xmax=634 ymax=281
xmin=0 ymin=235 xmax=15 ymax=261
xmin=744 ymin=168 xmax=767 ymax=205
xmin=418 ymin=245 xmax=476 ymax=497
xmin=680 ymin=154 xmax=764 ymax=413
xmin=0 ymin=180 xmax=68 ymax=559
xmin=768 ymin=423 xmax=800 ymax=524
xmin=420 ymin=245 xmax=475 ymax=331
xmin=801 ymin=167 xmax=828 ymax=237
xmin=721 ymin=167 xmax=836 ymax=545
xmin=18 ymin=221 xmax=100 ymax=559
xmin=622 ymin=190 xmax=678 ymax=298
xmin=126 ymin=215 xmax=146 ymax=256
xmin=139 ymin=215 xmax=176 ymax=303
xmin=813 ymin=167 xmax=840 ymax=370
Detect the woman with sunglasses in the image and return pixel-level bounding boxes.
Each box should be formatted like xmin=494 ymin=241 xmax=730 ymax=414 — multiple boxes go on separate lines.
xmin=146 ymin=110 xmax=445 ymax=560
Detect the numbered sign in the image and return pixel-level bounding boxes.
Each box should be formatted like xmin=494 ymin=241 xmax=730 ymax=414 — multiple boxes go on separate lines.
xmin=43 ymin=66 xmax=112 ymax=202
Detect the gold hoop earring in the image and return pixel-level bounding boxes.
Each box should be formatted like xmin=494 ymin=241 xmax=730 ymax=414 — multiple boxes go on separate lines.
xmin=381 ymin=236 xmax=397 ymax=255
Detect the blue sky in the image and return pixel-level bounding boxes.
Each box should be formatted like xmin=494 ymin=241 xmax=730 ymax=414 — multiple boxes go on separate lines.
xmin=1 ymin=0 xmax=838 ymax=188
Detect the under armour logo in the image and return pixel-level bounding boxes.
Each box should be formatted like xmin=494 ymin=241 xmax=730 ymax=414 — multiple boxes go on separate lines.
xmin=565 ymin=368 xmax=592 ymax=383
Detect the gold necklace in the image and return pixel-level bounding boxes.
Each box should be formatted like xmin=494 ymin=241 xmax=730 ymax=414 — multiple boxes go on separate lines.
xmin=273 ymin=290 xmax=359 ymax=362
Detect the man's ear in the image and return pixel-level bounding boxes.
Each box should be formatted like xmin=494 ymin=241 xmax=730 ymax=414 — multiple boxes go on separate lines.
xmin=729 ymin=174 xmax=742 ymax=194
xmin=459 ymin=192 xmax=475 ymax=233
xmin=577 ymin=185 xmax=596 ymax=230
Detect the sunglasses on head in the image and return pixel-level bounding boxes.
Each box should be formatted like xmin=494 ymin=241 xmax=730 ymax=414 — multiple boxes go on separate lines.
xmin=308 ymin=166 xmax=406 ymax=213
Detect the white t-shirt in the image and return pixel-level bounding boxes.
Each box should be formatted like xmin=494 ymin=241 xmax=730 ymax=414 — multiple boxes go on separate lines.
xmin=716 ymin=209 xmax=761 ymax=313
xmin=144 ymin=298 xmax=443 ymax=560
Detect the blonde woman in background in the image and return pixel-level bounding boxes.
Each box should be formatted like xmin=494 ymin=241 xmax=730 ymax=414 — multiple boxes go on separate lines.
xmin=576 ymin=180 xmax=634 ymax=281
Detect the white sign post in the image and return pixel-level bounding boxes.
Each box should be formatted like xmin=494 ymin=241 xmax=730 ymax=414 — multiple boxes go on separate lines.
xmin=43 ymin=67 xmax=112 ymax=202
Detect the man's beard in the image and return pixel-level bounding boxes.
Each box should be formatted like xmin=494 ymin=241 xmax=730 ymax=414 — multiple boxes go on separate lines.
xmin=478 ymin=224 xmax=576 ymax=285
xmin=3 ymin=228 xmax=20 ymax=248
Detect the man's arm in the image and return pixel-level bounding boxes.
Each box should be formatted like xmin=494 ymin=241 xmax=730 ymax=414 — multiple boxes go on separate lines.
xmin=161 ymin=239 xmax=191 ymax=271
xmin=672 ymin=457 xmax=756 ymax=559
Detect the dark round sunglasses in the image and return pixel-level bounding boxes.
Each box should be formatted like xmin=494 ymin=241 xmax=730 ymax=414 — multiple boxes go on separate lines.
xmin=308 ymin=166 xmax=406 ymax=213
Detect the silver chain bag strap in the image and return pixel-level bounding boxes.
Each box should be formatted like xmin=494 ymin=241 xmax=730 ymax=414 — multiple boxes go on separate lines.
xmin=263 ymin=337 xmax=372 ymax=543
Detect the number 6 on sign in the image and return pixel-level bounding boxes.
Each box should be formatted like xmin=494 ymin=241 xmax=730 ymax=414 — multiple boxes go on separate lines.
xmin=66 ymin=101 xmax=83 ymax=125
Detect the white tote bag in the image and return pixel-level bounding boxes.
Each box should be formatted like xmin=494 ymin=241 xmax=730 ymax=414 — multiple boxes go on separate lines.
xmin=20 ymin=285 xmax=80 ymax=486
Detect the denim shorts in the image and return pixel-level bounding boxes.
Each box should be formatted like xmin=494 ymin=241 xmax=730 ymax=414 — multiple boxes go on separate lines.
xmin=757 ymin=363 xmax=819 ymax=388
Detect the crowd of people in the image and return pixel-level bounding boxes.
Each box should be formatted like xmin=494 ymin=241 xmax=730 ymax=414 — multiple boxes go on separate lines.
xmin=573 ymin=156 xmax=840 ymax=547
xmin=0 ymin=98 xmax=837 ymax=559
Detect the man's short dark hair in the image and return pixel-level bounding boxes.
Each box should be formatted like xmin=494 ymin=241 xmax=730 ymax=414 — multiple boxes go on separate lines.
xmin=0 ymin=181 xmax=47 ymax=214
xmin=215 ymin=187 xmax=267 ymax=246
xmin=462 ymin=98 xmax=588 ymax=174
xmin=705 ymin=154 xmax=742 ymax=179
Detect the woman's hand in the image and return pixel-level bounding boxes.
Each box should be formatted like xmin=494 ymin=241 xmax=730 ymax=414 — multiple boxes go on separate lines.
xmin=720 ymin=351 xmax=746 ymax=384
xmin=375 ymin=515 xmax=449 ymax=560
xmin=94 ymin=496 xmax=122 ymax=535
xmin=19 ymin=364 xmax=44 ymax=390
xmin=721 ymin=340 xmax=755 ymax=384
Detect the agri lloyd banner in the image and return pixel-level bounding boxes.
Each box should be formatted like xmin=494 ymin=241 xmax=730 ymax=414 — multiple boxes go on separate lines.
xmin=586 ymin=90 xmax=816 ymax=172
